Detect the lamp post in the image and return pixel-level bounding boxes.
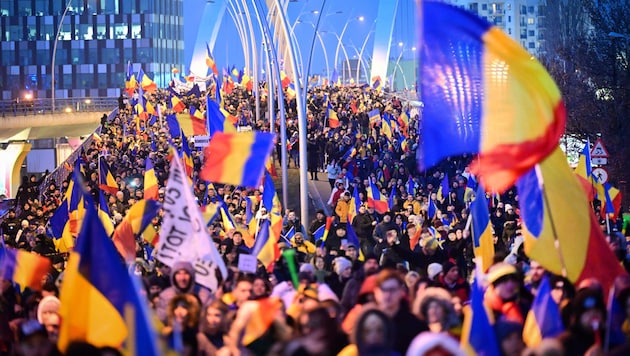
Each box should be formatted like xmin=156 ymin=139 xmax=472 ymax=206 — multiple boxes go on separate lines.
xmin=51 ymin=0 xmax=73 ymax=112
xmin=334 ymin=15 xmax=364 ymax=82
xmin=356 ymin=26 xmax=375 ymax=84
xmin=391 ymin=44 xmax=415 ymax=92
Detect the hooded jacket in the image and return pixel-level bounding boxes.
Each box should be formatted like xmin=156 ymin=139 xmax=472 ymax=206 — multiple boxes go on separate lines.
xmin=156 ymin=261 xmax=213 ymax=323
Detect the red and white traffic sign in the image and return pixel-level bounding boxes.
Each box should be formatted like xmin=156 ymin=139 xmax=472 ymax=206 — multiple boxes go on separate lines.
xmin=590 ymin=138 xmax=609 ymax=158
xmin=592 ymin=167 xmax=609 ymax=184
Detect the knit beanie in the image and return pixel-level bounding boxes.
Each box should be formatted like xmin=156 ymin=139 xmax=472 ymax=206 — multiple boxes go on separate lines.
xmin=334 ymin=257 xmax=352 ymax=275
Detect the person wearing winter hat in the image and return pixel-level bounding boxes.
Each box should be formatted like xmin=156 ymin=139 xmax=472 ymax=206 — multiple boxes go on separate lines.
xmin=557 ymin=288 xmax=607 ymax=355
xmin=427 ymin=263 xmax=443 ymax=282
xmin=414 ymin=287 xmax=461 ymax=335
xmin=484 ymin=262 xmax=528 ymax=324
xmin=437 ymin=259 xmax=470 ymax=302
xmin=327 ymin=257 xmax=353 ymax=299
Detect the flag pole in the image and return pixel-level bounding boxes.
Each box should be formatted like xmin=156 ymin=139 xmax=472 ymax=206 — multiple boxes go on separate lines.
xmin=537 ymin=165 xmax=568 ymax=277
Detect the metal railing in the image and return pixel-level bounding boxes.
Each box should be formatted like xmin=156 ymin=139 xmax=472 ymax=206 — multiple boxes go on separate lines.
xmin=0 ymin=97 xmax=119 ymax=117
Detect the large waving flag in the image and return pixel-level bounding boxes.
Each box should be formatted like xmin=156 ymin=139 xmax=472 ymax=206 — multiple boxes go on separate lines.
xmin=0 ymin=246 xmax=51 ymax=291
xmin=165 ymin=113 xmax=181 ymax=139
xmin=366 ymin=180 xmax=389 ymax=214
xmin=144 ymin=157 xmax=159 ymax=200
xmin=251 ymin=219 xmax=280 ymax=272
xmin=154 ymin=153 xmax=227 ymax=292
xmin=461 ymin=272 xmax=500 ymax=356
xmin=112 ymin=200 xmax=160 ymax=263
xmin=58 ymin=202 xmax=159 ymax=355
xmin=418 ymin=1 xmax=566 ymax=192
xmin=516 ymin=147 xmax=626 ymax=294
xmin=523 ymin=277 xmax=564 ymax=347
xmin=98 ymin=157 xmax=118 ymax=195
xmin=205 ymin=42 xmax=219 ymax=76
xmin=201 ymin=132 xmax=276 ymax=188
xmin=470 ymin=185 xmax=495 ymax=272
xmin=207 ymin=96 xmax=236 ymax=137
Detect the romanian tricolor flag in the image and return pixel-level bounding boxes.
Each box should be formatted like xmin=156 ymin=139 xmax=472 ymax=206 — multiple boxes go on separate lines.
xmin=317 ymin=216 xmax=334 ymax=242
xmin=137 ymin=68 xmax=157 ymax=93
xmin=368 ymin=109 xmax=380 ymax=126
xmin=201 ymin=132 xmax=276 ymax=188
xmin=180 ymin=132 xmax=194 ymax=178
xmin=327 ymin=103 xmax=340 ymax=128
xmin=125 ymin=61 xmax=136 ymax=96
xmin=461 ymin=272 xmax=500 ymax=356
xmin=0 ymin=247 xmax=51 ymax=291
xmin=176 ymin=106 xmax=207 ymax=137
xmin=331 ymin=68 xmax=340 ymax=86
xmin=348 ymin=187 xmax=361 ymax=224
xmin=371 ymin=76 xmax=381 ymax=91
xmin=251 ymin=219 xmax=280 ymax=272
xmin=262 ymin=170 xmax=276 ymax=210
xmin=516 ymin=147 xmax=626 ymax=294
xmin=345 ymin=221 xmax=364 ymax=261
xmin=207 ymin=95 xmax=236 ymax=137
xmin=170 ymin=93 xmax=186 ymax=113
xmin=286 ymin=83 xmax=296 ymax=100
xmin=470 ymin=185 xmax=495 ymax=272
xmin=602 ymin=182 xmax=622 ymax=221
xmin=98 ymin=157 xmax=118 ymax=195
xmin=241 ymin=298 xmax=284 ymax=346
xmin=112 ymin=200 xmax=161 ymax=262
xmin=523 ymin=277 xmax=564 ymax=347
xmin=366 ymin=180 xmax=388 ymax=214
xmin=381 ymin=113 xmax=393 ymax=139
xmin=205 ymin=43 xmax=219 ymax=76
xmin=241 ymin=74 xmax=253 ymax=92
xmin=58 ymin=203 xmax=159 ymax=355
xmin=144 ymin=157 xmax=159 ymax=201
xmin=98 ymin=191 xmax=115 ymax=237
xmin=418 ymin=1 xmax=565 ymax=192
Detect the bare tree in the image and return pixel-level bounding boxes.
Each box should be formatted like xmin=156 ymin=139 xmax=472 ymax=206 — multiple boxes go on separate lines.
xmin=541 ymin=0 xmax=630 ymax=204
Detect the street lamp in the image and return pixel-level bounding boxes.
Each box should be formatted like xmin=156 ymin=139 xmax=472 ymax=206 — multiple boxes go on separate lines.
xmin=334 ymin=15 xmax=364 ymax=81
xmin=391 ymin=45 xmax=415 ymax=91
xmin=51 ymin=0 xmax=73 ymax=112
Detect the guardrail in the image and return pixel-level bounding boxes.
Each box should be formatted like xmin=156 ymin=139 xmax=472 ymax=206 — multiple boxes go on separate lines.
xmin=0 ymin=97 xmax=119 ymax=117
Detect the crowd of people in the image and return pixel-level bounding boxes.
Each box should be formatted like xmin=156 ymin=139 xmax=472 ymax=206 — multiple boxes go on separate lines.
xmin=1 ymin=78 xmax=630 ymax=356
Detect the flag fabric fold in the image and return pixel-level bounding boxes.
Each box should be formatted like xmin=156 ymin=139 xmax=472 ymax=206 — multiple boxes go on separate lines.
xmin=201 ymin=132 xmax=276 ymax=188
xmin=112 ymin=200 xmax=161 ymax=263
xmin=58 ymin=203 xmax=159 ymax=355
xmin=418 ymin=1 xmax=566 ymax=192
xmin=523 ymin=276 xmax=564 ymax=347
xmin=515 ymin=147 xmax=625 ymax=293
xmin=470 ymin=185 xmax=495 ymax=272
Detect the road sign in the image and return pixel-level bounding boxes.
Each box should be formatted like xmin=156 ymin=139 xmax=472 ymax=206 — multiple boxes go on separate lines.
xmin=591 ymin=138 xmax=609 ymax=158
xmin=592 ymin=157 xmax=608 ymax=165
xmin=592 ymin=167 xmax=609 ymax=184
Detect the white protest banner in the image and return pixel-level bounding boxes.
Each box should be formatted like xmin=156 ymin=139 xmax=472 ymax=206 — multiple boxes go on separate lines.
xmin=155 ymin=152 xmax=227 ymax=292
